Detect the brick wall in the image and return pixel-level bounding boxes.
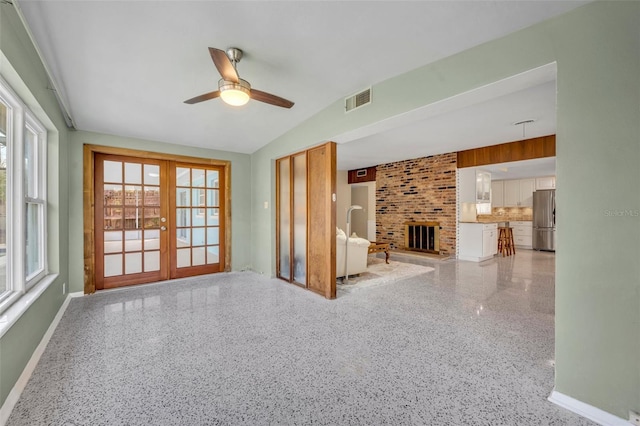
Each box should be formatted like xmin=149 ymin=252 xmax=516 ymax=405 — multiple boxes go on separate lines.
xmin=375 ymin=153 xmax=457 ymax=255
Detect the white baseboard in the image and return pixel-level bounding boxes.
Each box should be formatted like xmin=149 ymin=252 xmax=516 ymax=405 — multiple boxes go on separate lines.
xmin=0 ymin=292 xmax=80 ymax=426
xmin=548 ymin=389 xmax=630 ymax=426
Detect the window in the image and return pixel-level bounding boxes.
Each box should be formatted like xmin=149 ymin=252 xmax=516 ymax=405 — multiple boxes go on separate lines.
xmin=0 ymin=77 xmax=48 ymax=312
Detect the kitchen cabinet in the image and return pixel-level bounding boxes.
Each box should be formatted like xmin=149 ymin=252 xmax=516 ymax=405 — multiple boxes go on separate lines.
xmin=511 ymin=221 xmax=533 ymax=249
xmin=535 ymin=176 xmax=556 ymax=190
xmin=491 ymin=180 xmax=504 ymax=208
xmin=459 ymin=168 xmax=491 ymax=204
xmin=476 ymin=171 xmax=491 ymax=203
xmin=519 ymin=179 xmax=535 ymax=207
xmin=459 ymin=223 xmax=498 ymax=262
xmin=503 ymin=178 xmax=535 ymax=207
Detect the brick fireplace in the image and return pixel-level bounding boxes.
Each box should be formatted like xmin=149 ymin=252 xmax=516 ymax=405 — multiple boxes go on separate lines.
xmin=375 ymin=152 xmax=457 ymax=255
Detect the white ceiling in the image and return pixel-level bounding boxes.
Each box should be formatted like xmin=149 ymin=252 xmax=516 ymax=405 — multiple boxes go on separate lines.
xmin=16 ymin=1 xmax=586 ymax=171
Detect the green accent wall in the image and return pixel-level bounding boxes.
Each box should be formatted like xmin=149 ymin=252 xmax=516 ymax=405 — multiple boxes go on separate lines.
xmin=68 ymin=131 xmax=253 ymax=293
xmin=250 ymin=1 xmax=640 ymax=419
xmin=0 ymin=2 xmax=70 ymax=407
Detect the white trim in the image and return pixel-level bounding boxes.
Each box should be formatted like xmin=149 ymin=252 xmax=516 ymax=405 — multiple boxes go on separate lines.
xmin=548 ymin=390 xmax=630 ymax=426
xmin=0 ymin=291 xmax=79 ymax=426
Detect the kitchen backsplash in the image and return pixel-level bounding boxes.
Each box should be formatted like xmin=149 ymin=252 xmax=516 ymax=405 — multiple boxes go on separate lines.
xmin=478 ymin=207 xmax=533 ymax=222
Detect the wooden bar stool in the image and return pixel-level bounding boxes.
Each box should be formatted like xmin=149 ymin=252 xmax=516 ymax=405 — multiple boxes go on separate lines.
xmin=498 ymin=227 xmax=515 ymax=257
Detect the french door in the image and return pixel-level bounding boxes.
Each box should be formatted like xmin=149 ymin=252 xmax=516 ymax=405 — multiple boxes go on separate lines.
xmin=94 ymin=153 xmax=225 ymax=290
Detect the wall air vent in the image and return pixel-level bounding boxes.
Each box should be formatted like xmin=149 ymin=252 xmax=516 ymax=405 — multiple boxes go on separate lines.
xmin=345 ymin=87 xmax=371 ymax=112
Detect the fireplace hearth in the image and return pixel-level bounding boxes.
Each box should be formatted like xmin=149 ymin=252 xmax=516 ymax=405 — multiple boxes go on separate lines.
xmin=405 ymin=222 xmax=440 ymax=254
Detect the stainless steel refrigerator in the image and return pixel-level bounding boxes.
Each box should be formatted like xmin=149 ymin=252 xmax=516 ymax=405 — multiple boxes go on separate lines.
xmin=533 ymin=189 xmax=556 ymax=251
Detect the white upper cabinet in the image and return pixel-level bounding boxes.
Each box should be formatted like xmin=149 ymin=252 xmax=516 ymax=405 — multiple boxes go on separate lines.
xmin=501 ymin=178 xmax=536 ymax=207
xmin=491 ymin=180 xmax=504 ymax=207
xmin=459 ymin=168 xmax=491 ymax=204
xmin=536 ymin=176 xmax=556 ymax=190
xmin=504 ymin=180 xmax=520 ymax=207
xmin=519 ymin=178 xmax=535 ymax=207
xmin=476 ymin=171 xmax=491 ymax=203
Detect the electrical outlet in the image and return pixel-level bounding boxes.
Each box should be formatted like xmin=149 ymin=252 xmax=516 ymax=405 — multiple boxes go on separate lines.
xmin=630 ymin=410 xmax=640 ymax=425
xmin=62 ymin=282 xmax=66 ymax=295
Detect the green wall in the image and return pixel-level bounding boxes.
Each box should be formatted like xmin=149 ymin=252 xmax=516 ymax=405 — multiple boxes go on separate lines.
xmin=250 ymin=1 xmax=640 ymax=419
xmin=68 ymin=131 xmax=253 ymax=293
xmin=0 ymin=2 xmax=70 ymax=407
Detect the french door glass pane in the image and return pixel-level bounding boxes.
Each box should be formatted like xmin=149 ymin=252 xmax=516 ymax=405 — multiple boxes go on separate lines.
xmin=176 ymin=167 xmax=190 ymax=186
xmin=192 ymin=228 xmax=205 ymax=246
xmin=206 ymin=170 xmax=219 ymax=188
xmin=104 ymin=184 xmax=123 ymax=205
xmin=124 ymin=230 xmax=142 ymax=251
xmin=124 ymin=208 xmax=142 ymax=229
xmin=206 ymin=227 xmax=219 ymax=245
xmin=103 ymin=161 xmax=122 ymax=183
xmin=124 ymin=186 xmax=142 ymax=205
xmin=192 ymin=169 xmax=204 ymax=187
xmin=176 ymin=248 xmax=190 ymax=268
xmin=104 ymin=254 xmax=122 ymax=277
xmin=1 ymin=101 xmax=8 ymax=295
xmin=192 ymin=247 xmax=205 ymax=265
xmin=104 ymin=231 xmax=122 ymax=253
xmin=144 ymin=230 xmax=160 ymax=250
xmin=144 ymin=251 xmax=160 ymax=272
xmin=144 ymin=164 xmax=160 ymax=185
xmin=206 ymin=209 xmax=219 ymax=226
xmin=177 ymin=229 xmax=190 ymax=247
xmin=206 ymin=246 xmax=219 ymax=264
xmin=124 ymin=162 xmax=141 ymax=184
xmin=124 ymin=252 xmax=142 ymax=274
xmin=176 ymin=188 xmax=190 ymax=206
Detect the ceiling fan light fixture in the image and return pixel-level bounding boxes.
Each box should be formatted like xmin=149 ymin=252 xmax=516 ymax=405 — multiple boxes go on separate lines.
xmin=219 ymin=79 xmax=251 ymax=106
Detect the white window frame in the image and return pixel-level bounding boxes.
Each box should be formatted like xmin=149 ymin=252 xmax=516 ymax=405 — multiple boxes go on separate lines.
xmin=0 ymin=76 xmax=48 ymax=313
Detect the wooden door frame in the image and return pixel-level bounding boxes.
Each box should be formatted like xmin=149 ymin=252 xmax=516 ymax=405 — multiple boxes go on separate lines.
xmin=83 ymin=144 xmax=232 ymax=294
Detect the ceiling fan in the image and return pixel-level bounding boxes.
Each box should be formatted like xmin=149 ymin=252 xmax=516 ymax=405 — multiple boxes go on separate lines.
xmin=184 ymin=47 xmax=294 ymax=109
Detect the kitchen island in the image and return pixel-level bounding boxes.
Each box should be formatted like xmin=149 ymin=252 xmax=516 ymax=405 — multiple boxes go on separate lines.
xmin=458 ymin=222 xmax=498 ymax=262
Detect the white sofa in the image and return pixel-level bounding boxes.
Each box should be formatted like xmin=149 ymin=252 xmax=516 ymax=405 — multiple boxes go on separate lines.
xmin=336 ymin=229 xmax=370 ymax=278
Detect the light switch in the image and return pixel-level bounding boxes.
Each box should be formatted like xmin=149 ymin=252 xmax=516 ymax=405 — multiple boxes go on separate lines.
xmin=264 ymin=201 xmax=269 ymax=209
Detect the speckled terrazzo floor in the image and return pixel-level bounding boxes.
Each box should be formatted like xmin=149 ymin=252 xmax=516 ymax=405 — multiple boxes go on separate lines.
xmin=7 ymin=250 xmax=594 ymax=425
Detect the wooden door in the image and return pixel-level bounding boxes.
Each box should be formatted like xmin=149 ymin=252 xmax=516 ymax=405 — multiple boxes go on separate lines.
xmin=95 ymin=154 xmax=169 ymax=289
xmin=169 ymin=162 xmax=225 ymax=279
xmin=94 ymin=154 xmax=225 ymax=289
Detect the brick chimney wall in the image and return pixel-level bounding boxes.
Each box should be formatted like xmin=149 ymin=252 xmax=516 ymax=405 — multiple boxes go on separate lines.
xmin=375 ymin=153 xmax=457 ymax=255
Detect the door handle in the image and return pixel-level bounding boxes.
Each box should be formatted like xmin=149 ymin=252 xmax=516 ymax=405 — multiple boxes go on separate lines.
xmin=160 ymin=226 xmax=167 ymax=231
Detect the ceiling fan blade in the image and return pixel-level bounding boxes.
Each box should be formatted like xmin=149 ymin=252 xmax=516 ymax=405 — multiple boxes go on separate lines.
xmin=209 ymin=47 xmax=239 ymax=83
xmin=251 ymin=89 xmax=295 ymax=109
xmin=184 ymin=90 xmax=221 ymax=104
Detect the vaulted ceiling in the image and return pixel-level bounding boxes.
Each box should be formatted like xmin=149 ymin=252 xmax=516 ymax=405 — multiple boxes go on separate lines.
xmin=17 ymin=1 xmax=588 ymax=170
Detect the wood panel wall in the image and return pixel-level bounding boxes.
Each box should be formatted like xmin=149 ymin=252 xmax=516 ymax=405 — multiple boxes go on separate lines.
xmin=457 ymin=135 xmax=555 ymax=168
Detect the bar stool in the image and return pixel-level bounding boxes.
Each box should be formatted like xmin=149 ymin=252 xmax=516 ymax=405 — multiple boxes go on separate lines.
xmin=498 ymin=227 xmax=515 ymax=257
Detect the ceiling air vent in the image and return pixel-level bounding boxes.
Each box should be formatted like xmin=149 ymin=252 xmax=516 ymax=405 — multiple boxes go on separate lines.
xmin=345 ymin=87 xmax=371 ymax=112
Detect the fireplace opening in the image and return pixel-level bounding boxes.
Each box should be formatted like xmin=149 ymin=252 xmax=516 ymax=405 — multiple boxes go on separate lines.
xmin=405 ymin=222 xmax=440 ymax=254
